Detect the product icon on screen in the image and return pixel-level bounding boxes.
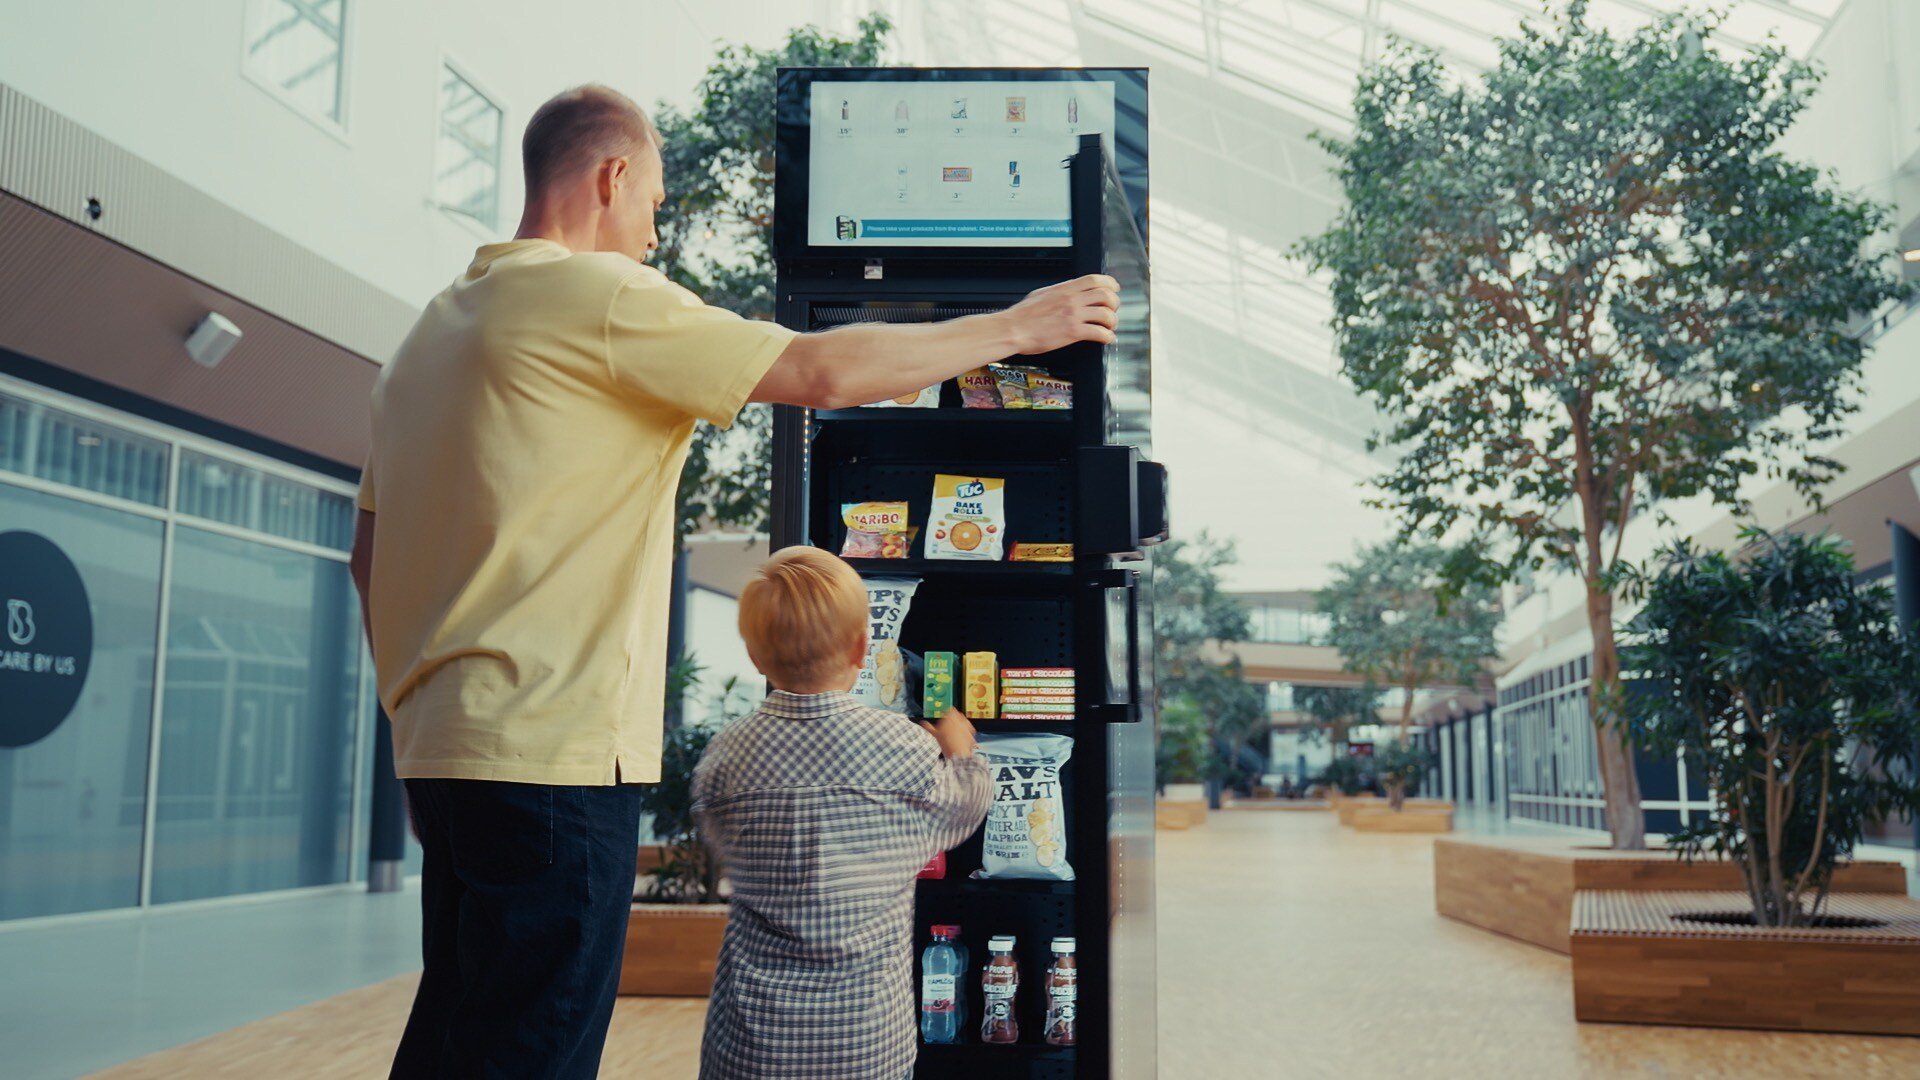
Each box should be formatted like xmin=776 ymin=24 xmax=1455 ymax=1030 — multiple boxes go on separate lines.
xmin=835 ymin=216 xmax=859 ymax=240
xmin=1005 ymin=96 xmax=1027 ymax=122
xmin=1067 ymin=96 xmax=1079 ymax=124
xmin=895 ymin=99 xmax=909 ymax=121
xmin=950 ymin=98 xmax=968 ymax=120
xmin=1009 ymin=161 xmax=1021 ymax=188
xmin=840 ymin=99 xmax=849 ymax=121
xmin=942 ymin=167 xmax=973 ymax=183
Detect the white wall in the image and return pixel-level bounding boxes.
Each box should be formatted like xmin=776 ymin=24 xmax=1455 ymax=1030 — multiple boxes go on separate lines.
xmin=0 ymin=0 xmax=837 ymax=312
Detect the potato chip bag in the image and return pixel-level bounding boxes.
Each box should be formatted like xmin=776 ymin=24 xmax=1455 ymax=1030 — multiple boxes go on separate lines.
xmin=926 ymin=474 xmax=1006 ymax=561
xmin=852 ymin=577 xmax=919 ymax=712
xmin=840 ymin=501 xmax=912 ymax=559
xmin=973 ymin=733 xmax=1075 ymax=881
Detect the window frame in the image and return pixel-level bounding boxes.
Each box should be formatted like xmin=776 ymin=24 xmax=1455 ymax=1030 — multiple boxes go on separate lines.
xmin=238 ymin=0 xmax=356 ymax=145
xmin=431 ymin=55 xmax=508 ymax=234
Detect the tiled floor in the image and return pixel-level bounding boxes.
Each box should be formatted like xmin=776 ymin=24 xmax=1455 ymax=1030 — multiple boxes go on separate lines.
xmin=0 ymin=886 xmax=423 ymax=1080
xmin=1156 ymin=809 xmax=1920 ymax=1079
xmin=20 ymin=810 xmax=1920 ymax=1078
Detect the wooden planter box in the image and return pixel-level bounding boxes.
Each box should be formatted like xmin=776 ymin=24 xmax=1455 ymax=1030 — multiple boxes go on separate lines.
xmin=1350 ymin=805 xmax=1453 ymax=833
xmin=1223 ymin=798 xmax=1330 ymax=811
xmin=619 ymin=902 xmax=729 ymax=997
xmin=1335 ymin=796 xmax=1451 ymax=826
xmin=1434 ymin=835 xmax=1910 ymax=955
xmin=1156 ymin=799 xmax=1207 ymax=830
xmin=1571 ymin=890 xmax=1920 ymax=1036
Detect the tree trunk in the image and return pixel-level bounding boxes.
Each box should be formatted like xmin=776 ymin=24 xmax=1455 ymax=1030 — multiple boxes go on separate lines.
xmin=1385 ymin=779 xmax=1407 ymax=811
xmin=1398 ymin=679 xmax=1416 ymax=742
xmin=1586 ymin=589 xmax=1646 ymax=850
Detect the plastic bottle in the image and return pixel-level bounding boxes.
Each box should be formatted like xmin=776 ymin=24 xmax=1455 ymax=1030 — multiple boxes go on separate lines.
xmin=920 ymin=925 xmax=964 ymax=1044
xmin=1044 ymin=937 xmax=1078 ymax=1046
xmin=981 ymin=935 xmax=1021 ymax=1044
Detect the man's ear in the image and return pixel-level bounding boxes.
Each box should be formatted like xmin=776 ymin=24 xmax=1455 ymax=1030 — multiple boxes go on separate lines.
xmin=599 ymin=157 xmax=629 ymax=206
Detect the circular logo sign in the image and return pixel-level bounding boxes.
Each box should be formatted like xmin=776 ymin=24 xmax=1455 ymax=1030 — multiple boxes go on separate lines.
xmin=0 ymin=531 xmax=94 ymax=748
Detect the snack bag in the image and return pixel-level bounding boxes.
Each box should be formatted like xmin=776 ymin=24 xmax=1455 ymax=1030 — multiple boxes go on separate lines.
xmin=990 ymin=363 xmax=1033 ymax=409
xmin=973 ymin=733 xmax=1075 ymax=881
xmin=957 ymin=367 xmax=1002 ymax=409
xmin=852 ymin=577 xmax=919 ymax=712
xmin=1011 ymin=542 xmax=1073 ymax=563
xmin=1026 ymin=372 xmax=1073 ymax=410
xmin=840 ymin=501 xmax=912 ymax=559
xmin=926 ymin=474 xmax=1006 ymax=561
xmin=864 ymin=384 xmax=940 ymax=408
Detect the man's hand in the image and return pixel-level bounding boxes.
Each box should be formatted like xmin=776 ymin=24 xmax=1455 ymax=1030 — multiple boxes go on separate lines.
xmin=919 ymin=708 xmax=979 ymax=759
xmin=999 ymin=274 xmax=1121 ymax=354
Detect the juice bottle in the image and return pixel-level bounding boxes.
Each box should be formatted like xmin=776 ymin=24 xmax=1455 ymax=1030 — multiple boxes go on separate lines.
xmin=981 ymin=935 xmax=1020 ymax=1044
xmin=920 ymin=925 xmax=964 ymax=1044
xmin=1044 ymin=937 xmax=1078 ymax=1046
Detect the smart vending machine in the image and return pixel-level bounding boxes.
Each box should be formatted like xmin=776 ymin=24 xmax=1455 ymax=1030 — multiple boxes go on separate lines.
xmin=772 ymin=68 xmax=1161 ymax=1080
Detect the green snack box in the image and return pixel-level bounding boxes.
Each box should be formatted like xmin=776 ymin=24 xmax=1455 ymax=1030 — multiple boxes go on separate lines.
xmin=923 ymin=651 xmax=957 ymax=716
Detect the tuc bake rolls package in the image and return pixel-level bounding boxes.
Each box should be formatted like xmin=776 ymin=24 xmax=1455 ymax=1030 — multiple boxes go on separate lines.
xmin=973 ymin=732 xmax=1075 ymax=881
xmin=852 ymin=577 xmax=919 ymax=712
xmin=926 ymin=474 xmax=1006 ymax=561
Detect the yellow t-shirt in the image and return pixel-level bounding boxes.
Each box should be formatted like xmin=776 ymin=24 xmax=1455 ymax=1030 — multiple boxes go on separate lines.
xmin=358 ymin=239 xmax=795 ymax=784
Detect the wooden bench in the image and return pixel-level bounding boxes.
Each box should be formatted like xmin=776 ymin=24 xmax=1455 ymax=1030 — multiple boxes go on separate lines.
xmin=1571 ymin=889 xmax=1920 ymax=1036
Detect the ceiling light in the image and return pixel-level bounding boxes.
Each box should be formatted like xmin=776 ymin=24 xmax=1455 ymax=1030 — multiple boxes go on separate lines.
xmin=1903 ymin=248 xmax=1920 ymax=263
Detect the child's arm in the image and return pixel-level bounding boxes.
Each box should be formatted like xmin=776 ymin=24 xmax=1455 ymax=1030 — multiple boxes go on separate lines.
xmin=920 ymin=711 xmax=994 ymax=852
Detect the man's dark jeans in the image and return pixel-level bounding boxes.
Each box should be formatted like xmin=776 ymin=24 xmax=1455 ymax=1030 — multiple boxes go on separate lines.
xmin=391 ymin=778 xmax=643 ymax=1080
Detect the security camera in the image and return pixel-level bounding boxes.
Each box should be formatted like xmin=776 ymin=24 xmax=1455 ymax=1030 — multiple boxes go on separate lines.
xmin=186 ymin=312 xmax=242 ymax=369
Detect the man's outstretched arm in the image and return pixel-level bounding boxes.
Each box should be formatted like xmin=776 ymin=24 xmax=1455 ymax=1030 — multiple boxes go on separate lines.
xmin=749 ymin=273 xmax=1120 ymax=410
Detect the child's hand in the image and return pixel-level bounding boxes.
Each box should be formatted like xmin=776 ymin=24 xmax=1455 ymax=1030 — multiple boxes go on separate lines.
xmin=919 ymin=708 xmax=978 ymax=759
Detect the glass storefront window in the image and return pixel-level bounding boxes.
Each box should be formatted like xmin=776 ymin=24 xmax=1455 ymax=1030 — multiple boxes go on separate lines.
xmin=176 ymin=449 xmax=356 ymax=552
xmin=0 ymin=390 xmax=170 ymax=507
xmin=149 ymin=527 xmax=362 ymax=904
xmin=0 ymin=483 xmax=164 ymax=919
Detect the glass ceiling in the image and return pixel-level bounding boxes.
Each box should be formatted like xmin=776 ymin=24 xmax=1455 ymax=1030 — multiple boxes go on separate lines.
xmin=885 ymin=0 xmax=1845 ymax=471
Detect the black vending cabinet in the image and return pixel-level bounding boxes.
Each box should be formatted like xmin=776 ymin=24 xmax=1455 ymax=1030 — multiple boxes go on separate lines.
xmin=771 ymin=67 xmax=1160 ymax=1080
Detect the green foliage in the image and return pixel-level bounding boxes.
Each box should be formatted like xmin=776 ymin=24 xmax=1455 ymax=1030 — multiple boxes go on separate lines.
xmin=638 ymin=659 xmax=757 ymax=903
xmin=1621 ymin=529 xmax=1920 ymax=927
xmin=1373 ymin=739 xmax=1434 ymax=810
xmin=1155 ymin=695 xmax=1211 ymax=787
xmin=1152 ymin=534 xmax=1265 ymax=792
xmin=649 ymin=14 xmax=893 ymax=545
xmin=1298 ymin=1 xmax=1906 ymax=848
xmin=1316 ymin=543 xmax=1499 ymax=734
xmin=1318 ymin=755 xmax=1371 ymax=797
xmin=1152 ymin=533 xmax=1253 ymax=696
xmin=1294 ymin=683 xmax=1383 ymax=749
xmin=1300 ymin=2 xmax=1905 ymax=589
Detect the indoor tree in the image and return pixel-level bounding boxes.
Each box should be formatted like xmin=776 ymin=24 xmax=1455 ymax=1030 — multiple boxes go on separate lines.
xmin=1621 ymin=530 xmax=1920 ymax=926
xmin=1295 ymin=682 xmax=1383 ymax=754
xmin=1300 ymin=2 xmax=1906 ymax=847
xmin=1152 ymin=534 xmax=1265 ymax=799
xmin=646 ymin=14 xmax=892 ymax=715
xmin=1316 ymin=542 xmax=1499 ymax=742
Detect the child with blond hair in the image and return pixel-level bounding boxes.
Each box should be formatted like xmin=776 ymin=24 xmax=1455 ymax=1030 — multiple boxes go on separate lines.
xmin=692 ymin=546 xmax=990 ymax=1080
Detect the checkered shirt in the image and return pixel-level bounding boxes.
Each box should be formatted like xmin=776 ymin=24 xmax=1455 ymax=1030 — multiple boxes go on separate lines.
xmin=691 ymin=690 xmax=992 ymax=1080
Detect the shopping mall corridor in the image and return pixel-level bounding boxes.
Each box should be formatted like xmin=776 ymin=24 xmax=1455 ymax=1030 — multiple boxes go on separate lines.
xmin=75 ymin=808 xmax=1920 ymax=1078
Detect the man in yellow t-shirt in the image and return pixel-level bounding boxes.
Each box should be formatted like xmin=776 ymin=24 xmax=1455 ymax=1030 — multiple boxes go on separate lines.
xmin=348 ymin=85 xmax=1117 ymax=1078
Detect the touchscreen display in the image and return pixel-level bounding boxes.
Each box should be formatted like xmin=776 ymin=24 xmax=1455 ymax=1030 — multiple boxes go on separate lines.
xmin=806 ymin=79 xmax=1116 ymax=248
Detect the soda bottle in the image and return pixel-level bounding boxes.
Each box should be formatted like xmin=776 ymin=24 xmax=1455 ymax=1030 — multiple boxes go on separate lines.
xmin=981 ymin=935 xmax=1021 ymax=1044
xmin=920 ymin=925 xmax=964 ymax=1044
xmin=1044 ymin=937 xmax=1078 ymax=1046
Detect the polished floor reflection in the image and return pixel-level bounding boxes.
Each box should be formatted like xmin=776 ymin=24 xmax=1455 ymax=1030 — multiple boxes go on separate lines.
xmin=46 ymin=808 xmax=1920 ymax=1078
